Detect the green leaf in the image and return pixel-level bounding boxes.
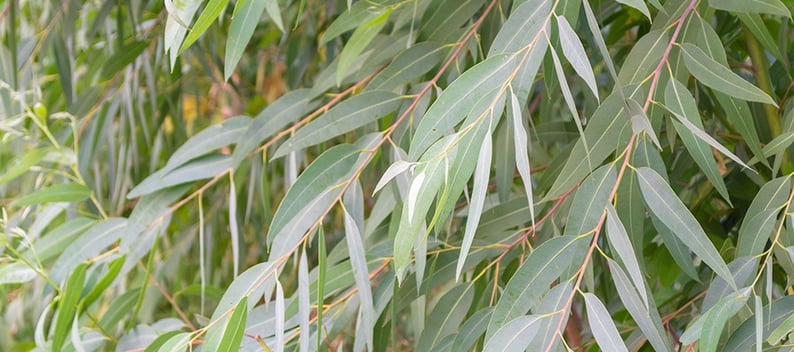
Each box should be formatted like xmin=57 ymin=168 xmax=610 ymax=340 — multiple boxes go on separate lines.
xmin=232 ymin=89 xmax=319 ymax=165
xmin=417 ymin=284 xmax=475 ymax=351
xmin=81 ymin=255 xmax=125 ymax=308
xmin=157 ymin=332 xmax=190 ymax=352
xmin=394 ymin=135 xmax=459 ymax=281
xmin=163 ymin=116 xmax=251 ymax=174
xmin=420 ymin=0 xmax=485 ymax=43
xmin=12 ymin=183 xmax=90 ymax=207
xmin=264 ymin=0 xmax=284 ymax=32
xmin=681 ymin=43 xmax=776 ymax=106
xmin=736 ymin=176 xmax=791 ymax=257
xmin=526 ymin=280 xmax=575 ymax=351
xmin=50 ymin=218 xmax=127 ymax=284
xmin=636 ymin=167 xmax=736 ymax=288
xmin=605 ymin=205 xmax=649 ymax=309
xmin=164 ymin=0 xmax=201 ymax=67
xmin=618 ymin=30 xmax=669 ymax=85
xmin=487 ymin=235 xmax=586 ymax=341
xmin=336 ymin=9 xmax=392 ymax=86
xmin=738 ymin=13 xmax=785 ymax=63
xmin=319 ymin=2 xmax=382 ymax=45
xmin=127 ymin=154 xmax=232 ymax=198
xmin=145 ymin=331 xmax=185 ymax=352
xmin=564 ymin=164 xmax=616 ymax=237
xmin=680 ymin=287 xmax=752 ymax=352
xmin=664 ymin=78 xmax=730 ymax=202
xmin=217 ymin=297 xmax=248 ymax=352
xmin=274 ymin=91 xmax=403 ymax=158
xmin=583 ymin=293 xmax=629 ymax=352
xmin=582 ymin=0 xmax=617 ymax=80
xmin=101 ymin=40 xmax=149 ymax=79
xmin=556 ymin=15 xmax=598 ymax=99
xmin=457 ymin=128 xmax=492 ymax=280
xmin=409 ymin=53 xmax=521 ymax=160
xmin=488 ymin=0 xmax=551 ymax=56
xmin=268 ymin=144 xmax=360 ymax=260
xmin=608 ymin=259 xmax=671 ymax=351
xmin=368 ymin=42 xmax=448 ymax=91
xmin=52 ymin=262 xmax=87 ymax=352
xmin=0 ymin=262 xmax=37 ymax=285
xmin=180 ymin=0 xmax=230 ymax=53
xmin=709 ymin=0 xmax=791 ymax=18
xmin=615 ymin=0 xmax=651 ymax=20
xmin=626 ymin=98 xmax=660 ymax=149
xmin=342 ymin=207 xmax=374 ymax=351
xmin=508 ymin=86 xmax=536 ymax=236
xmin=298 ymin=250 xmax=310 ymax=352
xmin=546 ymin=89 xmax=630 ymax=199
xmin=225 ymin=0 xmax=267 ymax=80
xmin=483 ymin=315 xmax=544 ymax=352
xmin=767 ymin=313 xmax=794 ymax=344
xmin=725 ymin=296 xmax=794 ymax=351
xmin=0 ymin=147 xmax=49 ymax=186
xmin=451 ymin=307 xmax=493 ymax=352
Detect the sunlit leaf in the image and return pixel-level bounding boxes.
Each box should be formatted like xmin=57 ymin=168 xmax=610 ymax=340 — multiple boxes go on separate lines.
xmin=12 ymin=183 xmax=90 ymax=207
xmin=636 ymin=167 xmax=735 ymax=287
xmin=583 ymin=293 xmax=629 ymax=352
xmin=681 ymin=43 xmax=776 ymax=106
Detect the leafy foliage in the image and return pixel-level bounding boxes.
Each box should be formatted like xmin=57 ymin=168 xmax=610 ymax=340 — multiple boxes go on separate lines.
xmin=1 ymin=0 xmax=794 ymax=351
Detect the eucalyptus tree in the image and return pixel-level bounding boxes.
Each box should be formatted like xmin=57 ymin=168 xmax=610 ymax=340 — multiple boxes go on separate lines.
xmin=1 ymin=0 xmax=793 ymax=351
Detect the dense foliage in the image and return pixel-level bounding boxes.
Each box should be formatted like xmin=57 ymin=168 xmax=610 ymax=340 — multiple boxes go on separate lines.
xmin=1 ymin=0 xmax=794 ymax=350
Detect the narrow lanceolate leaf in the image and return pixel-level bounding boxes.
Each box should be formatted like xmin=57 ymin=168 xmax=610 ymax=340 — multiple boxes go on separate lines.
xmin=12 ymin=183 xmax=90 ymax=207
xmin=488 ymin=0 xmax=551 ymax=56
xmin=274 ymin=91 xmax=403 ymax=158
xmin=767 ymin=313 xmax=794 ymax=345
xmin=127 ymin=154 xmax=232 ymax=198
xmin=51 ymin=218 xmax=128 ymax=284
xmin=336 ymin=9 xmax=391 ymax=86
xmin=368 ymin=42 xmax=448 ymax=91
xmin=556 ymin=16 xmax=598 ymax=99
xmin=509 ymin=88 xmax=536 ymax=229
xmin=157 ymin=332 xmax=191 ymax=352
xmin=617 ymin=30 xmax=669 ymax=85
xmin=457 ymin=129 xmax=492 ymax=280
xmin=725 ymin=296 xmax=794 ymax=351
xmin=680 ymin=287 xmax=752 ymax=352
xmin=163 ymin=116 xmax=251 ymax=174
xmin=549 ymin=48 xmax=587 ymax=148
xmin=409 ymin=53 xmax=521 ymax=160
xmin=487 ymin=235 xmax=586 ymax=341
xmin=229 ymin=177 xmax=240 ymax=277
xmin=373 ymin=160 xmax=413 ymax=195
xmin=583 ymin=293 xmax=629 ymax=352
xmin=583 ymin=0 xmax=617 ymax=80
xmin=232 ymin=89 xmax=319 ymax=165
xmin=546 ymin=89 xmax=630 ymax=199
xmin=275 ymin=279 xmax=285 ymax=352
xmin=759 ymin=131 xmax=794 ymax=160
xmin=681 ymin=44 xmax=776 ymax=106
xmin=563 ymin=164 xmax=616 ymax=237
xmin=420 ymin=0 xmax=485 ymax=43
xmin=416 ymin=284 xmax=475 ymax=351
xmin=664 ymin=78 xmax=730 ymax=202
xmin=736 ymin=176 xmax=791 ymax=257
xmin=0 ymin=147 xmax=49 ymax=186
xmin=394 ymin=135 xmax=459 ymax=281
xmin=709 ymin=0 xmax=791 ymax=18
xmin=180 ymin=0 xmax=231 ymax=53
xmin=268 ymin=144 xmax=360 ymax=260
xmin=615 ymin=0 xmax=651 ymax=20
xmin=342 ymin=208 xmax=374 ymax=352
xmin=608 ymin=259 xmax=670 ymax=351
xmin=52 ymin=262 xmax=87 ymax=352
xmin=661 ymin=104 xmax=751 ymax=171
xmin=606 ymin=205 xmax=649 ymax=309
xmin=298 ymin=250 xmax=310 ymax=352
xmin=264 ymin=0 xmax=284 ymax=32
xmin=217 ymin=297 xmax=248 ymax=352
xmin=636 ymin=167 xmax=736 ymax=288
xmin=451 ymin=308 xmax=494 ymax=352
xmin=226 ymin=0 xmax=268 ymax=80
xmin=164 ymin=0 xmax=200 ymax=67
xmin=483 ymin=315 xmax=544 ymax=352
